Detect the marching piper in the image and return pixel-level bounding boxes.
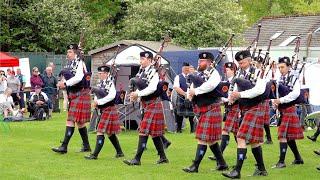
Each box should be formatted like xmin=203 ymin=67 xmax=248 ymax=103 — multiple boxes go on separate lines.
xmin=52 ymin=44 xmax=91 ymax=154
xmin=123 ymin=51 xmax=169 ymax=166
xmin=183 ymin=52 xmax=228 ymax=173
xmin=271 ymin=56 xmax=304 ymax=168
xmin=222 ymin=50 xmax=268 ymax=179
xmin=85 ymin=65 xmax=124 ymax=160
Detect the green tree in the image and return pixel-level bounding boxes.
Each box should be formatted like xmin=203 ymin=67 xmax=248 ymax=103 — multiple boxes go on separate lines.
xmin=0 ymin=0 xmax=36 ymax=52
xmin=120 ymin=0 xmax=247 ymax=48
xmin=239 ymin=0 xmax=320 ymax=26
xmin=80 ymin=0 xmax=128 ymax=50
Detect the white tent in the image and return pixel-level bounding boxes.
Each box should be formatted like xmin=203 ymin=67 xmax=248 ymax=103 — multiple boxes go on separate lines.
xmin=105 ymin=44 xmax=173 ymax=91
xmin=105 ymin=44 xmax=176 ymax=132
xmin=106 ymin=44 xmax=170 ymax=66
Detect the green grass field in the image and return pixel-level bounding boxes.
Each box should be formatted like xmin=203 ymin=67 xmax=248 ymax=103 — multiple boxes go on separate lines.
xmin=1 ymin=112 xmax=319 ymax=180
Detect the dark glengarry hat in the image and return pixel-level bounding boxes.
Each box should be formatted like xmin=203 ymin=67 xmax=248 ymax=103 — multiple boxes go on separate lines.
xmin=97 ymin=65 xmax=110 ymax=73
xmin=199 ymin=52 xmax=214 ymax=60
xmin=278 ymin=56 xmax=291 ymax=66
xmin=67 ymin=43 xmax=78 ymax=50
xmin=224 ymin=62 xmax=237 ymax=71
xmin=182 ymin=62 xmax=190 ymax=66
xmin=235 ymin=50 xmax=251 ymax=61
xmin=140 ymin=51 xmax=153 ymax=59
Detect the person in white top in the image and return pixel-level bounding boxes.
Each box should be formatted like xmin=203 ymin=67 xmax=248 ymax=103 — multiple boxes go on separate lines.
xmin=183 ymin=52 xmax=228 ymax=173
xmin=271 ymin=56 xmax=304 ymax=169
xmin=0 ymin=88 xmax=14 ymax=117
xmin=223 ymin=50 xmax=268 ymax=179
xmin=85 ymin=65 xmax=124 ymax=160
xmin=123 ymin=51 xmax=168 ymax=166
xmin=52 ymin=43 xmax=91 ymax=154
xmin=173 ymin=62 xmax=195 ymax=133
xmin=0 ymin=70 xmax=7 ymax=94
xmin=306 ymin=56 xmax=320 ymax=142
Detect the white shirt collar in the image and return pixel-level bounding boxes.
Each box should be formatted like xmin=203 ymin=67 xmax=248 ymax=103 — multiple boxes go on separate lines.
xmin=144 ymin=65 xmax=152 ymax=72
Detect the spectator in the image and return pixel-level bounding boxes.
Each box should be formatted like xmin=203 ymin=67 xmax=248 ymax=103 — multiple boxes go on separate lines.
xmin=30 ymin=67 xmax=44 ymax=92
xmin=0 ymin=88 xmax=14 ymax=117
xmin=48 ymin=62 xmax=56 ymax=74
xmin=6 ymin=70 xmax=21 ymax=107
xmin=6 ymin=68 xmax=11 ymax=76
xmin=0 ymin=70 xmax=7 ymax=94
xmin=42 ymin=66 xmax=58 ymax=116
xmin=15 ymin=68 xmax=26 ymax=109
xmin=29 ymin=85 xmax=49 ymax=119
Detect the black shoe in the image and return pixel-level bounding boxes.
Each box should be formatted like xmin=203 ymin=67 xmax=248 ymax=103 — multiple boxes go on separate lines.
xmin=307 ymin=135 xmax=317 ymax=142
xmin=253 ymin=168 xmax=268 ymax=176
xmin=115 ymin=153 xmax=124 ymax=158
xmin=314 ymin=150 xmax=320 ymax=156
xmin=292 ymin=159 xmax=304 ymax=165
xmin=51 ymin=146 xmax=67 ymax=154
xmin=78 ymin=146 xmax=91 ymax=153
xmin=156 ymin=157 xmax=169 ymax=164
xmin=264 ymin=139 xmax=273 ymax=144
xmin=182 ymin=163 xmax=198 ymax=173
xmin=208 ymin=155 xmax=216 ymax=161
xmin=164 ymin=141 xmax=171 ymax=149
xmin=317 ymin=166 xmax=320 ymax=171
xmin=84 ymin=154 xmax=97 ymax=160
xmin=123 ymin=159 xmax=141 ymax=166
xmin=272 ymin=162 xmax=286 ymax=168
xmin=177 ymin=130 xmax=182 ymax=133
xmin=222 ymin=169 xmax=240 ymax=179
xmin=216 ymin=164 xmax=229 ymax=171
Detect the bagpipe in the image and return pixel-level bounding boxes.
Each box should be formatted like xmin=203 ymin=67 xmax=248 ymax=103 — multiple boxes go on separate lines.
xmin=187 ymin=34 xmax=235 ymax=100
xmin=127 ymin=31 xmax=171 ymax=99
xmin=91 ymin=45 xmax=122 ymax=103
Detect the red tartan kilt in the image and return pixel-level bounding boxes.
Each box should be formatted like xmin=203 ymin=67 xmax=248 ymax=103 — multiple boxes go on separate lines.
xmin=262 ymin=100 xmax=270 ymax=125
xmin=223 ymin=103 xmax=240 ymax=135
xmin=67 ymin=89 xmax=91 ymax=124
xmin=237 ymin=102 xmax=265 ymax=144
xmin=194 ymin=103 xmax=222 ymax=143
xmin=278 ymin=106 xmax=304 ymax=140
xmin=97 ymin=106 xmax=121 ymax=135
xmin=139 ymin=98 xmax=165 ymax=137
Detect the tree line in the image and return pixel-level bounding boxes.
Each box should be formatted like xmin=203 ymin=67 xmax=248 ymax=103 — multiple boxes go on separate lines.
xmin=0 ymin=0 xmax=319 ymax=54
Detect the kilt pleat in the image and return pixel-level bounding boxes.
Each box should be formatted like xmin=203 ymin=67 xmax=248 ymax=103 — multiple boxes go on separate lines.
xmin=97 ymin=105 xmax=121 ymax=135
xmin=139 ymin=98 xmax=165 ymax=137
xmin=262 ymin=100 xmax=270 ymax=125
xmin=194 ymin=103 xmax=222 ymax=143
xmin=237 ymin=102 xmax=265 ymax=144
xmin=223 ymin=103 xmax=240 ymax=135
xmin=278 ymin=106 xmax=304 ymax=140
xmin=176 ymin=96 xmax=194 ymax=116
xmin=67 ymin=89 xmax=91 ymax=124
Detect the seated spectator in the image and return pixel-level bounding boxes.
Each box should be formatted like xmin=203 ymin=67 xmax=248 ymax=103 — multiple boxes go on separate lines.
xmin=28 ymin=85 xmax=49 ymax=120
xmin=30 ymin=67 xmax=44 ymax=92
xmin=0 ymin=88 xmax=14 ymax=118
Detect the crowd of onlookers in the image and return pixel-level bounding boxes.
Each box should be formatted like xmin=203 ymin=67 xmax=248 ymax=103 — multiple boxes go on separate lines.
xmin=0 ymin=62 xmax=68 ymax=120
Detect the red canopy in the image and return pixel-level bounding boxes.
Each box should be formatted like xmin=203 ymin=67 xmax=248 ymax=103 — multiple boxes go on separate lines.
xmin=0 ymin=52 xmax=20 ymax=67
